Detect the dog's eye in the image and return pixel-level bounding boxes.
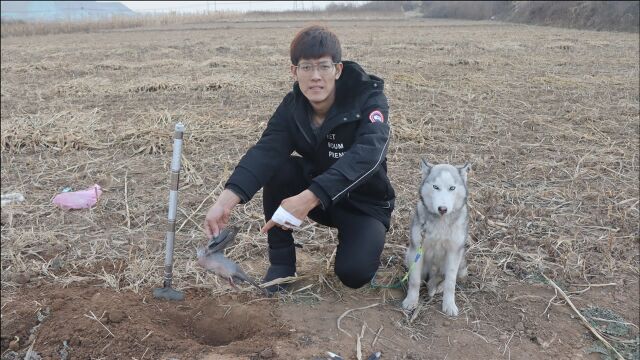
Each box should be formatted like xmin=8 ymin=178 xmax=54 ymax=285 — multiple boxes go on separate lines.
xmin=433 ymin=185 xmax=439 ymax=190
xmin=449 ymin=186 xmax=456 ymax=191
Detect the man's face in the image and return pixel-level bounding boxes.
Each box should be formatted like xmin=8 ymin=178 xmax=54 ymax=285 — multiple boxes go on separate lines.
xmin=291 ymin=56 xmax=343 ymax=107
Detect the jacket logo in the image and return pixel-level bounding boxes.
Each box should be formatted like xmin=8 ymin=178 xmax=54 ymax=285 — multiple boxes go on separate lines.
xmin=327 ymin=133 xmax=344 ymax=159
xmin=369 ymin=110 xmax=384 ymax=123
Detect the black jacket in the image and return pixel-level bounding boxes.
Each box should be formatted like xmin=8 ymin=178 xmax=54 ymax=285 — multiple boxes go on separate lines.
xmin=225 ymin=61 xmax=395 ymax=229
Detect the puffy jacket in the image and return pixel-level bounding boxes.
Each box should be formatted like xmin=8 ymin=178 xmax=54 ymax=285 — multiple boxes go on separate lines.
xmin=225 ymin=61 xmax=395 ymax=229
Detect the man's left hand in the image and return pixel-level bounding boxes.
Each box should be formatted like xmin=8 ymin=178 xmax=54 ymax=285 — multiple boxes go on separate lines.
xmin=261 ymin=190 xmax=320 ymax=233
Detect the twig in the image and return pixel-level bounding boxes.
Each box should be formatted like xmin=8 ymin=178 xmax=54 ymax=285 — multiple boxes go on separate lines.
xmin=410 ymin=297 xmax=433 ymax=323
xmin=140 ymin=331 xmax=153 ymax=341
xmin=327 ymin=247 xmax=337 ymax=271
xmin=357 ymin=323 xmax=366 ymax=360
xmin=409 ymin=302 xmax=423 ymax=324
xmin=570 ymin=283 xmax=617 ymax=287
xmin=321 ymin=275 xmax=342 ymax=299
xmin=542 ymin=289 xmax=558 ymax=316
xmin=124 ymin=171 xmax=131 ymax=229
xmin=337 ymin=303 xmax=379 ymax=338
xmin=541 ymin=274 xmax=624 ymax=360
xmin=502 ymin=331 xmax=515 ymax=355
xmin=461 ymin=328 xmax=490 ymax=344
xmin=292 ymin=284 xmax=314 ymax=293
xmin=176 ymin=178 xmax=224 ymax=233
xmin=507 ymin=294 xmax=548 ymax=302
xmin=178 ymin=207 xmax=204 ymax=231
xmin=140 ymin=347 xmax=149 ymax=360
xmin=84 ymin=310 xmax=115 ymax=338
xmin=25 ymin=335 xmax=37 ymax=360
xmin=372 ymin=325 xmax=383 ymax=347
xmin=260 ymin=275 xmax=307 ymax=288
xmin=589 ymin=317 xmax=640 ymax=330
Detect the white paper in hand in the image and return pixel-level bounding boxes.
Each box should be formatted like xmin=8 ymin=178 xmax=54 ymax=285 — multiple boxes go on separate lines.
xmin=271 ymin=206 xmax=303 ymax=229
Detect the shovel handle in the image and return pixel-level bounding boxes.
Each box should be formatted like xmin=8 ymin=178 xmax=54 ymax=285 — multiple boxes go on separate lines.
xmin=163 ymin=123 xmax=185 ymax=287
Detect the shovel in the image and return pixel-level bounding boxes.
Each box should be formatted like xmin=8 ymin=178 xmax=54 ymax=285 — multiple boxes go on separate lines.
xmin=153 ymin=122 xmax=186 ymax=301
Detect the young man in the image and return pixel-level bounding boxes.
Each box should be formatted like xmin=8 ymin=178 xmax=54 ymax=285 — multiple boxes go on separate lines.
xmin=204 ymin=25 xmax=395 ymax=293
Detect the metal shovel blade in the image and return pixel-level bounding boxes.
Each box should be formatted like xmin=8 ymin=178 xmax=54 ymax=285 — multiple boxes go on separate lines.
xmin=153 ymin=286 xmax=184 ymax=301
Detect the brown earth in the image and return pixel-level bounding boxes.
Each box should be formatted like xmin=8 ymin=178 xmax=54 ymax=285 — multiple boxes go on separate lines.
xmin=1 ymin=278 xmax=638 ymax=359
xmin=1 ymin=14 xmax=638 ymax=360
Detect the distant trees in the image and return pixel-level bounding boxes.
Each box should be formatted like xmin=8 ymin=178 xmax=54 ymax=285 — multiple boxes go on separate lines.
xmin=418 ymin=1 xmax=639 ymax=32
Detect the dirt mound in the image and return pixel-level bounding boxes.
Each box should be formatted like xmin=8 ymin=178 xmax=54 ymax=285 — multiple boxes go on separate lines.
xmin=420 ymin=1 xmax=640 ymax=32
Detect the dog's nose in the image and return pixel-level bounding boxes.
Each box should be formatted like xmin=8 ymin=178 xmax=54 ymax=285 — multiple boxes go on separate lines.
xmin=438 ymin=206 xmax=448 ymax=215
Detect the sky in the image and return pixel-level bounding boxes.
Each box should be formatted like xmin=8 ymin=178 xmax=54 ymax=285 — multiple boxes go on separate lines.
xmin=114 ymin=1 xmax=366 ymax=13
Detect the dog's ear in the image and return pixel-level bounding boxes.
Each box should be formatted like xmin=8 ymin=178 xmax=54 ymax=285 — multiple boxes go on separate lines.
xmin=458 ymin=163 xmax=471 ymax=182
xmin=420 ymin=158 xmax=433 ymax=178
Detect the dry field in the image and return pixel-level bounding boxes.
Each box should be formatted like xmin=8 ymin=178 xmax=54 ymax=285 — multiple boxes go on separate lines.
xmin=1 ymin=14 xmax=639 ymax=360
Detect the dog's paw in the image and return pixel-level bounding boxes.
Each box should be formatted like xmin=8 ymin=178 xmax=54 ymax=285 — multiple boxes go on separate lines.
xmin=427 ymin=281 xmax=443 ymax=297
xmin=442 ymin=300 xmax=458 ymax=317
xmin=402 ymin=297 xmax=418 ymax=311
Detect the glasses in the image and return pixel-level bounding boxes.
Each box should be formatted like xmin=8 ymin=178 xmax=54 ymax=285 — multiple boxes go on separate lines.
xmin=295 ymin=61 xmax=338 ymax=75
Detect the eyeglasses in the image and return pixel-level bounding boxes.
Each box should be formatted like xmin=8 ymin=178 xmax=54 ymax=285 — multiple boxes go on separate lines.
xmin=295 ymin=61 xmax=338 ymax=75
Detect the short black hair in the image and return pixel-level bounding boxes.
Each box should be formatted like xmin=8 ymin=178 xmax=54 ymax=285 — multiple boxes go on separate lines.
xmin=289 ymin=25 xmax=342 ymax=65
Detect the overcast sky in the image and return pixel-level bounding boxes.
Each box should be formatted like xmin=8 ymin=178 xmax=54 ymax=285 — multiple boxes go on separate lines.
xmin=115 ymin=1 xmax=365 ymax=13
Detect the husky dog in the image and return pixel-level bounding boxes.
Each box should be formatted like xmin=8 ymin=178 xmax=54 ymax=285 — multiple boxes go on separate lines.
xmin=402 ymin=160 xmax=471 ymax=316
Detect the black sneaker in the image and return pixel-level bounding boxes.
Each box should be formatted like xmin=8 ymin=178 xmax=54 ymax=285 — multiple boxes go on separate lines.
xmin=262 ymin=245 xmax=296 ymax=294
xmin=263 ymin=264 xmax=296 ymax=294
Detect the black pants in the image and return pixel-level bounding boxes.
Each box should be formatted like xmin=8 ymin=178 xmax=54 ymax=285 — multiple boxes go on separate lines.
xmin=263 ymin=156 xmax=386 ymax=289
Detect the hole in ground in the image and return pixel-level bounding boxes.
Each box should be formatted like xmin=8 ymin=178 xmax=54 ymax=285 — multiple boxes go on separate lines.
xmin=166 ymin=302 xmax=268 ymax=347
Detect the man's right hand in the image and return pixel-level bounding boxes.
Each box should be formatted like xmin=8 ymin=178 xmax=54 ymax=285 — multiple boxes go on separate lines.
xmin=204 ymin=189 xmax=241 ymax=238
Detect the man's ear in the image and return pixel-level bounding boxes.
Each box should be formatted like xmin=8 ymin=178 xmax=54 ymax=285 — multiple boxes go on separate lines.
xmin=290 ymin=64 xmax=297 ymax=81
xmin=420 ymin=158 xmax=433 ymax=179
xmin=335 ymin=62 xmax=343 ymax=80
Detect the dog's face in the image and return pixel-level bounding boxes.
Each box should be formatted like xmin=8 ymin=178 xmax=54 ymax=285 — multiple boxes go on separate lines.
xmin=419 ymin=160 xmax=471 ymax=216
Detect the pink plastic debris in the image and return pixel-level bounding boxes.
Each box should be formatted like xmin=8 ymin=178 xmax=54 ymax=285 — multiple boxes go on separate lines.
xmin=52 ymin=184 xmax=102 ymax=210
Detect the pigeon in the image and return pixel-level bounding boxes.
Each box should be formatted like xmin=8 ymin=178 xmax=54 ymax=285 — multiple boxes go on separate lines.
xmin=205 ymin=226 xmax=238 ymax=253
xmin=196 ymin=227 xmax=267 ymax=294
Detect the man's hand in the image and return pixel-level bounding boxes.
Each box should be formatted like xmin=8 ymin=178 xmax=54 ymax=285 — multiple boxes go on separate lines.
xmin=204 ymin=189 xmax=241 ymax=238
xmin=261 ymin=190 xmax=320 ymax=233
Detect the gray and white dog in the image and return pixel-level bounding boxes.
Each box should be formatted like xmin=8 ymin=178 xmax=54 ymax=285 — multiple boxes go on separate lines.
xmin=402 ymin=160 xmax=471 ymax=316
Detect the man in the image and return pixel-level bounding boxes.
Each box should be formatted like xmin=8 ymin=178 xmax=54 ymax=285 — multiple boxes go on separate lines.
xmin=204 ymin=25 xmax=395 ymax=293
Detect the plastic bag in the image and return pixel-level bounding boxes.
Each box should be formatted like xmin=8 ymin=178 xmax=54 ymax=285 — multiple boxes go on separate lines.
xmin=53 ymin=184 xmax=102 ymax=210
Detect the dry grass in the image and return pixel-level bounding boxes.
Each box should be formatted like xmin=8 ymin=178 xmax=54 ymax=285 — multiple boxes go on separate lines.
xmin=0 ymin=11 xmax=247 ymax=38
xmin=0 ymin=8 xmax=408 ymax=38
xmin=0 ymin=13 xmax=638 ymax=356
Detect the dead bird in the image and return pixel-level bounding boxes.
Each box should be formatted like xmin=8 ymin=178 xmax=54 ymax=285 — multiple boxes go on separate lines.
xmin=196 ymin=227 xmax=267 ymax=295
